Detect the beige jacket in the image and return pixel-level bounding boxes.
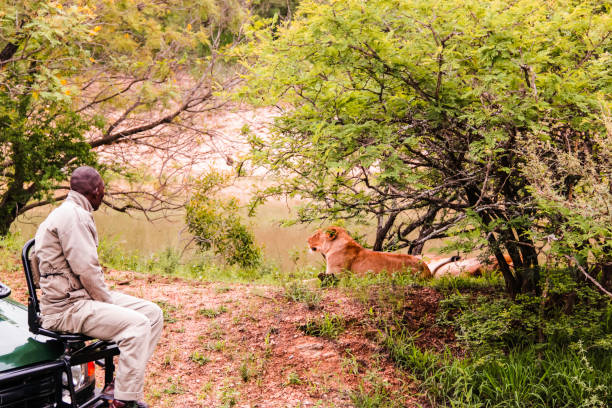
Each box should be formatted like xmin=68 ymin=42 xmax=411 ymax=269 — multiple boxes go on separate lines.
xmin=35 ymin=190 xmax=112 ymax=315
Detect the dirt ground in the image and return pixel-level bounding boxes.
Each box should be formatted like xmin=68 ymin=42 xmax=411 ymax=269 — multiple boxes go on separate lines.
xmin=3 ymin=262 xmax=438 ymax=407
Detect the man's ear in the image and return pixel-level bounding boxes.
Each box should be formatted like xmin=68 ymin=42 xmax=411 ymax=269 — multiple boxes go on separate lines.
xmin=325 ymin=227 xmax=338 ymax=240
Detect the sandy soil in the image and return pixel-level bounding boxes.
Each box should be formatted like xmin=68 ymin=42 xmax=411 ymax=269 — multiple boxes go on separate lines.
xmin=2 ymin=259 xmax=436 ymax=407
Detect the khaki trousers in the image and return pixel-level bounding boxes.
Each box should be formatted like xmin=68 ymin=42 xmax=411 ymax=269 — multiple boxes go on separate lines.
xmin=41 ymin=291 xmax=163 ymax=401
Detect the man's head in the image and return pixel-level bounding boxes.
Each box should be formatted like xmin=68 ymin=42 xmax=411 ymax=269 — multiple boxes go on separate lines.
xmin=70 ymin=166 xmax=105 ymax=211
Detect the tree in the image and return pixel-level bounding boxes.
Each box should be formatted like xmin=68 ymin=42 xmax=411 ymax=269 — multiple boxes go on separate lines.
xmin=240 ymin=0 xmax=611 ymax=294
xmin=0 ymin=0 xmax=247 ymax=235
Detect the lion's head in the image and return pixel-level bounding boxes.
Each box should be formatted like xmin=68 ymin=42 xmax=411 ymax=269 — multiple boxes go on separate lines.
xmin=307 ymin=226 xmax=345 ymax=256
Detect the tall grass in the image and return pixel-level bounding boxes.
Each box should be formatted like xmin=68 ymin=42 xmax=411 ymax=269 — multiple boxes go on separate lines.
xmin=98 ymin=235 xmax=321 ymax=285
xmin=0 ymin=233 xmax=25 ymax=276
xmin=381 ymin=327 xmax=611 ymax=407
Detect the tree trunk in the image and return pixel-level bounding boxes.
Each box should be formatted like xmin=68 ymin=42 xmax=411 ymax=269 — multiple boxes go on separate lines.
xmin=373 ymin=211 xmax=398 ymax=251
xmin=516 ymin=225 xmax=540 ymax=294
xmin=488 ymin=233 xmax=521 ymax=295
xmin=0 ymin=205 xmax=18 ymax=236
xmin=0 ymin=139 xmax=32 ymax=236
xmin=407 ymin=206 xmax=439 ymax=255
xmin=0 ymin=184 xmax=29 ymax=236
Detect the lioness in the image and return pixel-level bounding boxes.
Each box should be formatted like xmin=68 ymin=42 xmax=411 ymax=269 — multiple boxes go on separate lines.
xmin=433 ymin=254 xmax=514 ymax=278
xmin=307 ymin=226 xmax=433 ymax=278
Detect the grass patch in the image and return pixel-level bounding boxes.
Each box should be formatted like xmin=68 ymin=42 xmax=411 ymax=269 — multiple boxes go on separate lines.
xmin=198 ymin=305 xmax=228 ymax=318
xmin=349 ymin=370 xmax=407 ymax=408
xmin=189 ymin=351 xmax=211 ymax=366
xmin=162 ymin=376 xmax=186 ymax=395
xmin=154 ymin=300 xmax=179 ymax=323
xmin=298 ymin=313 xmax=346 ymax=339
xmin=283 ymin=280 xmax=321 ymax=308
xmin=0 ymin=233 xmax=25 ymax=276
xmin=350 ymin=384 xmax=396 ymax=408
xmin=377 ymin=316 xmax=612 ymax=407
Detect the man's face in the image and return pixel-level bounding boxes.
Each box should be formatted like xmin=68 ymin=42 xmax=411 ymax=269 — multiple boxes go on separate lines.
xmin=91 ymin=179 xmax=105 ymax=211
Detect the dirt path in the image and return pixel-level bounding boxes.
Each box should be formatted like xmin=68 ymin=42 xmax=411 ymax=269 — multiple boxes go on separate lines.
xmin=3 ymin=263 xmax=422 ymax=407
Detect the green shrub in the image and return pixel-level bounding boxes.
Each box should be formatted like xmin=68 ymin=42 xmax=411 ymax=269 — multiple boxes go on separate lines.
xmin=185 ymin=171 xmax=262 ymax=269
xmin=445 ymin=272 xmax=612 ymax=353
xmin=358 ymin=267 xmax=612 ymax=407
xmin=0 ymin=233 xmax=24 ymax=274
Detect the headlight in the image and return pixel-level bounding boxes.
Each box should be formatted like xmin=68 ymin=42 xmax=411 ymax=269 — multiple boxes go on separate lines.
xmin=61 ymin=362 xmax=95 ymax=403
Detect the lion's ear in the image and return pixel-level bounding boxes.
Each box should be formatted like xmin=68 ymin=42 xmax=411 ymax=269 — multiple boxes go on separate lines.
xmin=325 ymin=228 xmax=338 ymax=240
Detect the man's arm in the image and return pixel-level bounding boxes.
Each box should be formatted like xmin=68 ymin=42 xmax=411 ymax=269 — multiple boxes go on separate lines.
xmin=59 ymin=215 xmax=113 ymax=303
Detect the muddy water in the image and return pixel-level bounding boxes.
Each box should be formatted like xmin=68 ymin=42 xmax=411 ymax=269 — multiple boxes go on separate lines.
xmin=12 ymin=200 xmax=321 ymax=271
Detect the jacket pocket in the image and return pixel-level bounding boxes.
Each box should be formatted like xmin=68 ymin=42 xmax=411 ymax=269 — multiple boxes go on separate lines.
xmin=40 ymin=314 xmax=62 ymax=331
xmin=66 ymin=273 xmax=84 ymax=291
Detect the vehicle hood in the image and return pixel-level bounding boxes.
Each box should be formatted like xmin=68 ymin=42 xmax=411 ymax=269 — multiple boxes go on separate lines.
xmin=0 ymin=297 xmax=63 ymax=372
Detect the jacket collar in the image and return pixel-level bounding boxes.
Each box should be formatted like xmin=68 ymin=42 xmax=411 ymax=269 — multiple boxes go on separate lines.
xmin=66 ymin=190 xmax=93 ymax=213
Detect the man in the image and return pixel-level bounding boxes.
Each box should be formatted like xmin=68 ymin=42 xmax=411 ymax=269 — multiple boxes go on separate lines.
xmin=35 ymin=166 xmax=163 ymax=408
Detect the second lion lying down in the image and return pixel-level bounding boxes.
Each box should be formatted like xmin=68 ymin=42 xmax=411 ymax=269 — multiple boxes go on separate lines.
xmin=308 ymin=226 xmax=509 ymax=279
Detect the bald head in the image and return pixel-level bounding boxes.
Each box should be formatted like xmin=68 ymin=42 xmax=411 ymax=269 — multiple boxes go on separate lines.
xmin=70 ymin=166 xmax=105 ymax=210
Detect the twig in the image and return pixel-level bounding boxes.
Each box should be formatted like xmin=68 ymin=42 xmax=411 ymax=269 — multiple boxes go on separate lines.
xmin=565 ymin=255 xmax=612 ymax=299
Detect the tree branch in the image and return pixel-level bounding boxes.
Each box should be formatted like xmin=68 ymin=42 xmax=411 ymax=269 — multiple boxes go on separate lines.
xmin=565 ymin=255 xmax=612 ymax=299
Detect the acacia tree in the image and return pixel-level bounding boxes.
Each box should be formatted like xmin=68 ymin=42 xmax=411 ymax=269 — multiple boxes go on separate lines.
xmin=241 ymin=0 xmax=611 ymax=294
xmin=0 ymin=0 xmax=247 ymax=234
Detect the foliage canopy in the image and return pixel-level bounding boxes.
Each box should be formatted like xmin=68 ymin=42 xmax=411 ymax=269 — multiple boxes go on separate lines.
xmin=0 ymin=0 xmax=248 ymax=234
xmin=240 ymin=0 xmax=612 ymax=294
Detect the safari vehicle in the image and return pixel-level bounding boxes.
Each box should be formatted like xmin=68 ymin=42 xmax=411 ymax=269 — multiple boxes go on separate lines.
xmin=0 ymin=239 xmax=119 ymax=408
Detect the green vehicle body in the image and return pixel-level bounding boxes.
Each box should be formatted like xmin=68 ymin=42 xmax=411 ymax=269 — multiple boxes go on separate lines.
xmin=0 ymin=296 xmax=63 ymax=372
xmin=0 ymin=280 xmax=115 ymax=408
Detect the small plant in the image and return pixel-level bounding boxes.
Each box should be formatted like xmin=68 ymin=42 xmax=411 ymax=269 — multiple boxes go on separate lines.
xmin=238 ymin=353 xmax=264 ymax=383
xmin=208 ymin=322 xmax=226 ymax=340
xmin=205 ymin=340 xmax=227 ymax=352
xmin=298 ymin=313 xmax=346 ymax=339
xmin=342 ymin=352 xmax=360 ymax=375
xmin=162 ymin=376 xmax=185 ymax=395
xmin=197 ymin=381 xmax=214 ymax=401
xmin=285 ymin=371 xmax=302 ymax=386
xmin=283 ymin=281 xmax=321 ymax=308
xmin=198 ymin=305 xmax=228 ymax=318
xmin=162 ymin=353 xmax=172 ymax=368
xmin=189 ymin=351 xmax=211 ymax=366
xmin=219 ymin=383 xmax=239 ymax=407
xmin=239 ymin=358 xmax=252 ymax=382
